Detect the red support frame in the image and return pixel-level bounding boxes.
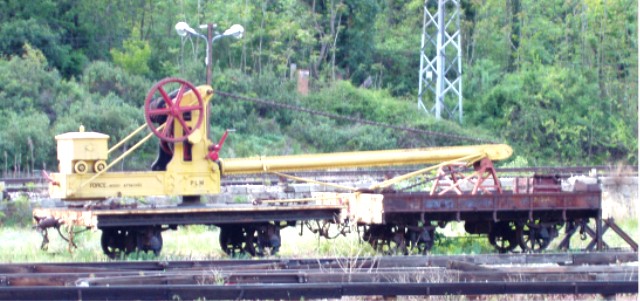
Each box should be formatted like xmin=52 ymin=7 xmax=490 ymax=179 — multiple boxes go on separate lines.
xmin=430 ymin=158 xmax=502 ymax=196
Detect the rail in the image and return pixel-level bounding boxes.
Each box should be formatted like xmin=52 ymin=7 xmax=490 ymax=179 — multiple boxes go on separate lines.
xmin=0 ymin=252 xmax=635 ymax=300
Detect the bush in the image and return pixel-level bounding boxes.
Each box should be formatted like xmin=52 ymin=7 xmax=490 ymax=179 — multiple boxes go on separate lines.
xmin=0 ymin=195 xmax=33 ymax=227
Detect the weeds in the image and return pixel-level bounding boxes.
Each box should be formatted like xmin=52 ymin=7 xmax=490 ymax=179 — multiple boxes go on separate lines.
xmin=1 ymin=195 xmax=33 ymax=227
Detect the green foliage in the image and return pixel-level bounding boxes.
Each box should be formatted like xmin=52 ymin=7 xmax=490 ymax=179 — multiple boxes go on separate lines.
xmin=467 ymin=62 xmax=636 ymax=165
xmin=0 ymin=195 xmax=32 ymax=227
xmin=0 ymin=19 xmax=79 ymax=76
xmin=0 ymin=45 xmax=62 ymax=119
xmin=295 ymin=80 xmax=498 ymax=151
xmin=464 ymin=0 xmax=637 ymax=165
xmin=81 ymin=61 xmax=151 ymax=106
xmin=0 ymin=0 xmax=636 ymax=168
xmin=0 ymin=110 xmax=54 ymax=172
xmin=336 ymin=0 xmax=381 ymax=84
xmin=432 ymin=234 xmax=494 ymax=255
xmin=501 ymin=156 xmax=529 ymax=169
xmin=110 ymin=40 xmax=152 ymax=77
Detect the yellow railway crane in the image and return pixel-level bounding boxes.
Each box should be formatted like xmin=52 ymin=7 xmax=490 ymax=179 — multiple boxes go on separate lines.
xmin=37 ymin=78 xmax=514 ymax=257
xmin=46 ymin=78 xmax=511 ymax=201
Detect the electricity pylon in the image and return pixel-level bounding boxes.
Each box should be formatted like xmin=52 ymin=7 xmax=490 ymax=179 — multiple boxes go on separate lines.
xmin=418 ymin=0 xmax=463 ymax=122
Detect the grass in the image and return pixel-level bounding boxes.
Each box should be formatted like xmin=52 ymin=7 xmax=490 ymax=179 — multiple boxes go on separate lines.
xmin=0 ymin=194 xmax=636 ymax=261
xmin=0 ymin=224 xmax=376 ymax=262
xmin=0 ymin=222 xmax=636 ymax=301
xmin=0 ymin=216 xmax=635 ymax=262
xmin=0 ymin=227 xmax=104 ymax=262
xmin=559 ymin=217 xmax=638 ymax=251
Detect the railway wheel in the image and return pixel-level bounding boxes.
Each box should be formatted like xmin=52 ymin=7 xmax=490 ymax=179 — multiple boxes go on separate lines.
xmin=517 ymin=221 xmax=558 ymax=252
xmin=488 ymin=221 xmax=518 ymax=253
xmin=383 ymin=229 xmax=408 ymax=255
xmin=219 ymin=225 xmax=257 ymax=257
xmin=100 ymin=228 xmax=136 ymax=259
xmin=406 ymin=227 xmax=435 ymax=254
xmin=144 ymin=78 xmax=204 ymax=143
xmin=256 ymin=224 xmax=281 ymax=256
xmin=362 ymin=225 xmax=408 ymax=255
xmin=101 ymin=227 xmax=162 ymax=259
xmin=137 ymin=227 xmax=163 ymax=256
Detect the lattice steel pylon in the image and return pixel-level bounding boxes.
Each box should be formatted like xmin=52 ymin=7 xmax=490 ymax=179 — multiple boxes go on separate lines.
xmin=418 ymin=0 xmax=463 ymax=122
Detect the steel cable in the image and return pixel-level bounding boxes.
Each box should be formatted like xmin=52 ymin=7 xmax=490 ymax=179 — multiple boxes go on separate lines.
xmin=215 ymin=91 xmax=498 ymax=144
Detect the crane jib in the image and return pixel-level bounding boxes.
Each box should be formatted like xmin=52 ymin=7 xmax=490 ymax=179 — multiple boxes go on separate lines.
xmin=219 ymin=144 xmax=513 ymax=175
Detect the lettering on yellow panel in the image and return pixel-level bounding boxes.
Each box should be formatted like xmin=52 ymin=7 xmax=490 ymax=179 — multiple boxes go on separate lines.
xmin=190 ymin=179 xmax=205 ymax=188
xmin=90 ymin=183 xmax=106 ymax=188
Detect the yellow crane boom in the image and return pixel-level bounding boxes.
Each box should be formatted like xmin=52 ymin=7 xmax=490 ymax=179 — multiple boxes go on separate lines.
xmin=220 ymin=144 xmax=513 ymax=175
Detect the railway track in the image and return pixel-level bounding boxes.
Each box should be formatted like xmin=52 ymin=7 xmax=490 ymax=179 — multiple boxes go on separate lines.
xmin=0 ymin=251 xmax=636 ymax=300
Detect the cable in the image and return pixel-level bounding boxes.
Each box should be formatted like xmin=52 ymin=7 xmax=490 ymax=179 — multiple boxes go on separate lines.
xmin=215 ymin=91 xmax=498 ymax=144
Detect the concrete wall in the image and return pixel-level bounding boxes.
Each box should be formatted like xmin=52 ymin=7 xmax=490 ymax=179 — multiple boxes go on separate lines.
xmin=600 ymin=177 xmax=638 ymax=219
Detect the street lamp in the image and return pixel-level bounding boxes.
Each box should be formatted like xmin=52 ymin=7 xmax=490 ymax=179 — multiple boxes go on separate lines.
xmin=174 ymin=21 xmax=244 ymax=85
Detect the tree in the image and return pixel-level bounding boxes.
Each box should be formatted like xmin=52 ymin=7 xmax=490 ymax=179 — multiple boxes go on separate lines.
xmin=111 ymin=39 xmax=153 ymax=77
xmin=0 ymin=110 xmax=53 ymax=175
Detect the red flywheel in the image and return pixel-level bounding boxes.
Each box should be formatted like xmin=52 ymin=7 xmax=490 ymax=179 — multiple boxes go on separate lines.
xmin=144 ymin=78 xmax=204 ymax=143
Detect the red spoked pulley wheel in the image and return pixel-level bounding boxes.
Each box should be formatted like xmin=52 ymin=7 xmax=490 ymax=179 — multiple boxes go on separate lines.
xmin=144 ymin=78 xmax=204 ymax=143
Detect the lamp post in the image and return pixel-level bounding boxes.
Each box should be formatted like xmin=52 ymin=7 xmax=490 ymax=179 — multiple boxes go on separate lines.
xmin=175 ymin=22 xmax=244 ymax=85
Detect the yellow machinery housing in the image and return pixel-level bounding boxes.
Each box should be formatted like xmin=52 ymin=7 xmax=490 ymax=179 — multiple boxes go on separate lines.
xmin=56 ymin=129 xmax=109 ymax=174
xmin=49 ymin=84 xmax=222 ymax=200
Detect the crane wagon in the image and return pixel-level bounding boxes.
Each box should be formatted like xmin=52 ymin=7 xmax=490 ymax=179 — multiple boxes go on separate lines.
xmin=33 ymin=78 xmax=633 ymax=258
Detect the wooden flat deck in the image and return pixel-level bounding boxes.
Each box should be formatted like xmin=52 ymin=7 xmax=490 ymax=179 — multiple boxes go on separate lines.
xmin=33 ymin=203 xmax=344 ymax=228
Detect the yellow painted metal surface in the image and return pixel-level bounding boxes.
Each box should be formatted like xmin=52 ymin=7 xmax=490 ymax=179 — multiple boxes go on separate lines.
xmin=220 ymin=144 xmax=512 ymax=175
xmin=50 ymin=85 xmax=221 ymax=201
xmin=56 ymin=130 xmax=109 ymax=174
xmin=48 ymin=79 xmax=513 ymax=202
xmin=56 ymin=130 xmax=109 ymax=161
xmin=48 ymin=169 xmax=221 ymax=199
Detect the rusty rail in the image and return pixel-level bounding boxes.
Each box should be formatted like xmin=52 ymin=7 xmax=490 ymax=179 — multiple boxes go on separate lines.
xmin=0 ymin=251 xmax=635 ymax=274
xmin=0 ymin=252 xmax=635 ymax=300
xmin=0 ymin=281 xmax=635 ymax=300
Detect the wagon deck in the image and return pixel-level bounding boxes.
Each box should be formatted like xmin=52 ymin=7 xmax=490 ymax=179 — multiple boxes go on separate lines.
xmin=381 ymin=190 xmax=601 ymax=221
xmin=33 ymin=203 xmax=344 ymax=229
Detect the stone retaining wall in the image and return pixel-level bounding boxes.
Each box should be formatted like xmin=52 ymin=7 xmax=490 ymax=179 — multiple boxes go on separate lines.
xmin=600 ymin=177 xmax=638 ymax=219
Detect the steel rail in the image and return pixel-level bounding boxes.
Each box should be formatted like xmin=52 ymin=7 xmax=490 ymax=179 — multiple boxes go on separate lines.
xmin=0 ymin=251 xmax=635 ymax=274
xmin=0 ymin=281 xmax=635 ymax=300
xmin=1 ymin=265 xmax=633 ymax=287
xmin=0 ymin=252 xmax=634 ymax=299
xmin=72 ymin=265 xmax=637 ymax=286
